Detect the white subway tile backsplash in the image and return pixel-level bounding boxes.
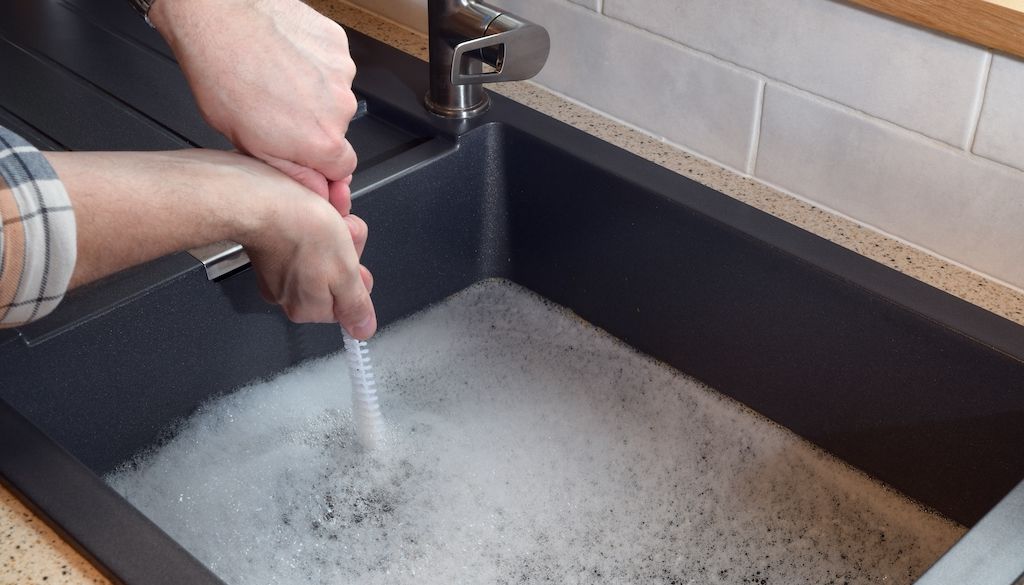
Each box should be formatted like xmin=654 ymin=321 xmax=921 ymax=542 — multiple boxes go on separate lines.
xmin=756 ymin=84 xmax=1024 ymax=288
xmin=489 ymin=0 xmax=761 ymax=170
xmin=603 ymin=0 xmax=987 ymax=148
xmin=973 ymin=55 xmax=1024 ymax=172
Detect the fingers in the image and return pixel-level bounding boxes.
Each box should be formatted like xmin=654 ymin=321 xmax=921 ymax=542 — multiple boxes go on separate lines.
xmin=334 ymin=277 xmax=377 ymax=340
xmin=250 ymin=204 xmax=375 ymax=337
xmin=344 ymin=214 xmax=367 ymax=257
xmin=238 ymin=150 xmax=372 ymax=336
xmin=256 ymin=156 xmax=354 ymax=221
xmin=360 ymin=265 xmax=374 ymax=293
xmin=308 ymin=87 xmax=359 ymax=181
xmin=253 ymin=155 xmax=355 ymax=228
xmin=256 ymin=273 xmax=275 ymax=305
xmin=270 ymin=263 xmax=375 ymax=337
xmin=262 ymin=155 xmax=330 ymax=199
xmin=336 ymin=214 xmax=374 ymax=339
xmin=309 ymin=133 xmax=358 ymax=183
xmin=328 ymin=175 xmax=353 ymax=215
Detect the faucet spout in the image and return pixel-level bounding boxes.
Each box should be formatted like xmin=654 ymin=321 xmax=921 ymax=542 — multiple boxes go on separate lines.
xmin=426 ymin=0 xmax=550 ymax=118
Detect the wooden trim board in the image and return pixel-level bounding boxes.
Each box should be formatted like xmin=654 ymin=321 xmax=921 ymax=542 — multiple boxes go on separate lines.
xmin=847 ymin=0 xmax=1024 ymax=58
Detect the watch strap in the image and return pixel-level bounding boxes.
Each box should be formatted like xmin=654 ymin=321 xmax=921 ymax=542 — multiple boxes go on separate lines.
xmin=126 ymin=0 xmax=157 ymax=27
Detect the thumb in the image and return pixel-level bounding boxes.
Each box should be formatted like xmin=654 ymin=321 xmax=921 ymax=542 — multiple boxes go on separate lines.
xmin=336 ymin=287 xmax=376 ymax=340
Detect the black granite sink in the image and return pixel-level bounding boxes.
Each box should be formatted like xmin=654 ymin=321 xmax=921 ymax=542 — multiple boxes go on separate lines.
xmin=1 ymin=1 xmax=1023 ymax=584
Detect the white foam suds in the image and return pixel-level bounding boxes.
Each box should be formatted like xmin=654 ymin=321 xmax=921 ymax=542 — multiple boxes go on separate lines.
xmin=106 ymin=280 xmax=964 ymax=585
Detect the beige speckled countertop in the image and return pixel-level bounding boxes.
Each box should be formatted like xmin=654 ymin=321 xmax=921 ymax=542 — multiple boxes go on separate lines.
xmin=4 ymin=1 xmax=1024 ymax=583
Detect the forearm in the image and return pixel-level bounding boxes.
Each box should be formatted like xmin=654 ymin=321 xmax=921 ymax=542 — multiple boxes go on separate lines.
xmin=44 ymin=150 xmax=269 ymax=289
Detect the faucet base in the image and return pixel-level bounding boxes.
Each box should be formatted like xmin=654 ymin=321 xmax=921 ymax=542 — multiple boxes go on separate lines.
xmin=424 ymin=91 xmax=491 ymax=119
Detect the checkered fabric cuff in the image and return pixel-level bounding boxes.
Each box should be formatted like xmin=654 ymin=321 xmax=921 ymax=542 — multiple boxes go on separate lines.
xmin=0 ymin=126 xmax=76 ymax=327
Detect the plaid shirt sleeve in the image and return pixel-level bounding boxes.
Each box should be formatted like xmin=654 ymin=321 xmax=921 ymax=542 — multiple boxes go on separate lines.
xmin=0 ymin=126 xmax=76 ymax=328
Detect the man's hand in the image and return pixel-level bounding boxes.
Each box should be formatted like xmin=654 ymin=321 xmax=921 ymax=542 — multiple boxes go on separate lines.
xmin=149 ymin=0 xmax=358 ymax=208
xmin=47 ymin=149 xmax=377 ymax=339
xmin=233 ymin=156 xmax=376 ymax=337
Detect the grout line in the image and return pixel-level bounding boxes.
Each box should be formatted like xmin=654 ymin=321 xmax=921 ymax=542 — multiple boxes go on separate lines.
xmin=594 ymin=10 xmax=1017 ymax=157
xmin=964 ymin=51 xmax=994 ymax=152
xmin=521 ymin=80 xmax=754 ymax=175
xmin=766 ymin=77 xmax=1024 ymax=176
xmin=746 ymin=80 xmax=767 ymax=175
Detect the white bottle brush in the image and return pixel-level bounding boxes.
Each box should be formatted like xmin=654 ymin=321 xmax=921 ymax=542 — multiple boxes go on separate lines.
xmin=342 ymin=328 xmax=384 ymax=449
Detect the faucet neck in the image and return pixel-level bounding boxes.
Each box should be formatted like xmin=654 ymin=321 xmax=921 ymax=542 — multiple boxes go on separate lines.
xmin=426 ymin=0 xmax=500 ymax=118
xmin=425 ymin=0 xmax=550 ymax=119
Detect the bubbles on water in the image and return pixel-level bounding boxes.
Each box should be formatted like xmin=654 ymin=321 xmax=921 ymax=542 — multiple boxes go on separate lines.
xmin=106 ymin=280 xmax=964 ymax=585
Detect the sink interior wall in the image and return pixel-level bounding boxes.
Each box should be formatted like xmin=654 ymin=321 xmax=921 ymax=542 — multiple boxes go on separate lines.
xmin=496 ymin=124 xmax=1024 ymax=526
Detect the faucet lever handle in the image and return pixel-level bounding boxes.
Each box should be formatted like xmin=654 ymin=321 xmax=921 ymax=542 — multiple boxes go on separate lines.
xmin=451 ymin=14 xmax=550 ymax=86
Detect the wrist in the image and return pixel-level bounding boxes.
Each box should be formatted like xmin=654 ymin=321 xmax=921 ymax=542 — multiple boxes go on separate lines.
xmin=147 ymin=0 xmax=246 ymax=34
xmin=182 ymin=152 xmax=279 ymax=249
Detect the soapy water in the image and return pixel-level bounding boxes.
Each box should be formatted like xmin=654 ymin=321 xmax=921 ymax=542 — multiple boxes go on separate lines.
xmin=106 ymin=280 xmax=963 ymax=585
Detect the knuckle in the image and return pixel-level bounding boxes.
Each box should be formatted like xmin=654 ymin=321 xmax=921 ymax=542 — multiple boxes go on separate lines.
xmin=197 ymin=104 xmax=229 ymax=134
xmin=282 ymin=304 xmax=308 ymax=323
xmin=284 ymin=302 xmax=329 ymax=324
xmin=346 ymin=148 xmax=358 ymax=174
xmin=335 ymin=25 xmax=351 ymax=47
xmin=339 ymin=91 xmax=358 ymax=119
xmin=361 ymin=266 xmax=374 ymax=293
xmin=317 ymin=132 xmax=347 ymax=157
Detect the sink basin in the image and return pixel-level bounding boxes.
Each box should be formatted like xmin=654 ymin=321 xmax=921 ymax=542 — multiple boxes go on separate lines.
xmin=1 ymin=1 xmax=1023 ymax=584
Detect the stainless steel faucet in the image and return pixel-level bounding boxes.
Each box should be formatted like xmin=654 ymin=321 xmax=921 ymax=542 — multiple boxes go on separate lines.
xmin=425 ymin=0 xmax=550 ymax=118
